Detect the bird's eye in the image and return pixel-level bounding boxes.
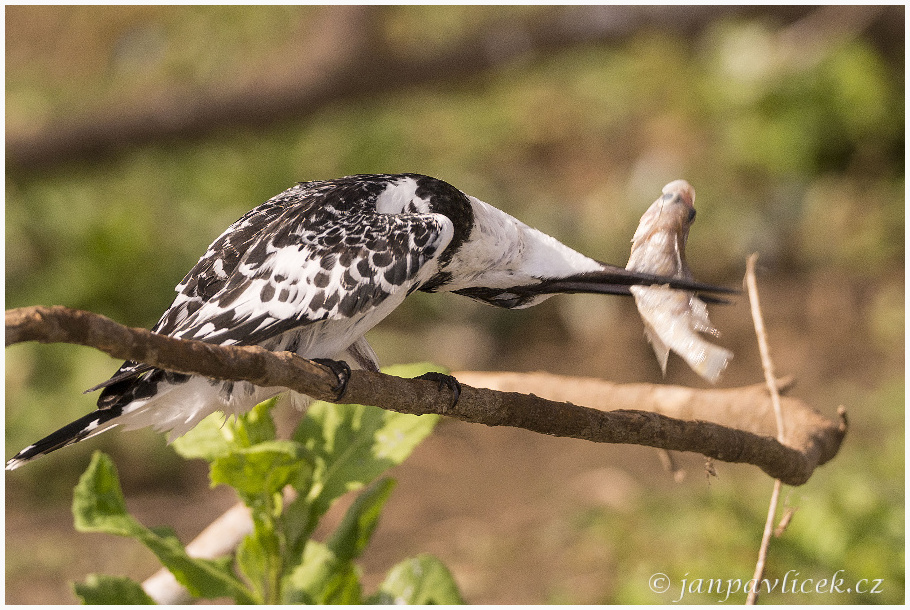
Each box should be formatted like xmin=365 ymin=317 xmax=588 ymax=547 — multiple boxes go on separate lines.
xmin=687 ymin=208 xmax=696 ymax=223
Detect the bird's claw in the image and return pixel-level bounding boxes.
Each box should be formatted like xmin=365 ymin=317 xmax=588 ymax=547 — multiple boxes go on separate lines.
xmin=415 ymin=371 xmax=461 ymax=411
xmin=311 ymin=358 xmax=352 ymax=402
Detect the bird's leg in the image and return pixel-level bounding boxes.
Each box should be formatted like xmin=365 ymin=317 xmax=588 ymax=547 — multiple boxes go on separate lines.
xmin=310 ymin=358 xmax=352 ymax=402
xmin=415 ymin=372 xmax=462 ymax=411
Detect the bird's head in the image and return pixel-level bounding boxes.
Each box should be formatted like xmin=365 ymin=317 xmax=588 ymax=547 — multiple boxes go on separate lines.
xmin=426 ymin=190 xmax=731 ymax=309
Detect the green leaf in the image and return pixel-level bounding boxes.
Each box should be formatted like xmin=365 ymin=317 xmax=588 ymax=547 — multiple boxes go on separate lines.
xmin=72 ymin=452 xmax=257 ymax=604
xmin=328 ymin=477 xmax=397 ymax=563
xmin=234 ymin=396 xmax=280 ymax=447
xmin=368 ymin=554 xmax=465 ymax=604
xmin=171 ymin=397 xmax=280 ymax=462
xmin=282 ymin=477 xmax=396 ymax=603
xmin=170 ymin=411 xmax=232 ymax=461
xmin=73 ymin=573 xmax=156 ymax=604
xmin=282 ymin=541 xmax=362 ymax=604
xmin=72 ymin=450 xmax=135 ymax=537
xmin=209 ymin=440 xmax=311 ymax=499
xmin=236 ymin=518 xmax=282 ymax=604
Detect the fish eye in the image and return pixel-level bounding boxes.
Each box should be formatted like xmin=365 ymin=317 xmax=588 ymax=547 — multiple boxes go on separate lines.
xmin=494 ymin=292 xmax=522 ymax=308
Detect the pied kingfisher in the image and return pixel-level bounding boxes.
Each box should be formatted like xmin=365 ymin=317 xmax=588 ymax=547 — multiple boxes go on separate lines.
xmin=6 ymin=173 xmax=731 ymax=469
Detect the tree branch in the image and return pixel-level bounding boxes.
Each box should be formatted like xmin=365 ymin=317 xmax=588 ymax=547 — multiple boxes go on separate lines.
xmin=6 ymin=305 xmax=846 ymax=486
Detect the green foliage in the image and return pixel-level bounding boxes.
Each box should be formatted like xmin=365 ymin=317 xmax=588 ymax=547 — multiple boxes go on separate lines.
xmin=73 ymin=574 xmax=156 ymax=605
xmin=369 ymin=554 xmax=466 ymax=604
xmin=74 ymin=452 xmax=257 ymax=603
xmin=71 ymin=363 xmax=463 ymax=604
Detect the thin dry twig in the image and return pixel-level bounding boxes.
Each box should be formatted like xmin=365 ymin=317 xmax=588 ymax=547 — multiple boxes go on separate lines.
xmin=745 ymin=253 xmax=785 ymax=605
xmin=774 ymin=507 xmax=798 ymax=538
xmin=747 ymin=255 xmax=787 ymax=441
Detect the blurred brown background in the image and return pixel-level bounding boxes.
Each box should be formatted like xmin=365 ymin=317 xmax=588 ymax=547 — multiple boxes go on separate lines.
xmin=6 ymin=5 xmax=904 ymax=604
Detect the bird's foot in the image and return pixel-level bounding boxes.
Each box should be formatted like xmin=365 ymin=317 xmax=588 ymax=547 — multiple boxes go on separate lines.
xmin=311 ymin=358 xmax=352 ymax=402
xmin=415 ymin=371 xmax=461 ymax=411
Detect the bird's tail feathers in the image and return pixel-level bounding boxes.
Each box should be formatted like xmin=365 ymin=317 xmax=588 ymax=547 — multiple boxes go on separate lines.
xmin=5 ymin=409 xmax=122 ymax=470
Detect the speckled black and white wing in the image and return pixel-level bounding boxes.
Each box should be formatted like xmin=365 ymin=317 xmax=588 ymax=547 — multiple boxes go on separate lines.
xmin=169 ymin=207 xmax=451 ymax=346
xmin=6 ymin=175 xmax=460 ymax=469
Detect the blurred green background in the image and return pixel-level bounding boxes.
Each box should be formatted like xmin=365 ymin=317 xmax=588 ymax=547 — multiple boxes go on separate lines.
xmin=5 ymin=5 xmax=904 ymax=604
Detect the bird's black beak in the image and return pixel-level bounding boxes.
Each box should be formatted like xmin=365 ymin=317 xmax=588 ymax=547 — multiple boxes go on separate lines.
xmin=453 ymin=264 xmax=737 ymax=309
xmin=532 ymin=265 xmax=738 ymax=302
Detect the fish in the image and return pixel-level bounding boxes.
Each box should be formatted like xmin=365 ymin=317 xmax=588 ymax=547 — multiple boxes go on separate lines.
xmin=625 ymin=180 xmax=732 ymax=383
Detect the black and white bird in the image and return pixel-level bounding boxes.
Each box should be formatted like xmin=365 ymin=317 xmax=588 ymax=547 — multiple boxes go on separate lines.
xmin=6 ymin=173 xmax=731 ymax=469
